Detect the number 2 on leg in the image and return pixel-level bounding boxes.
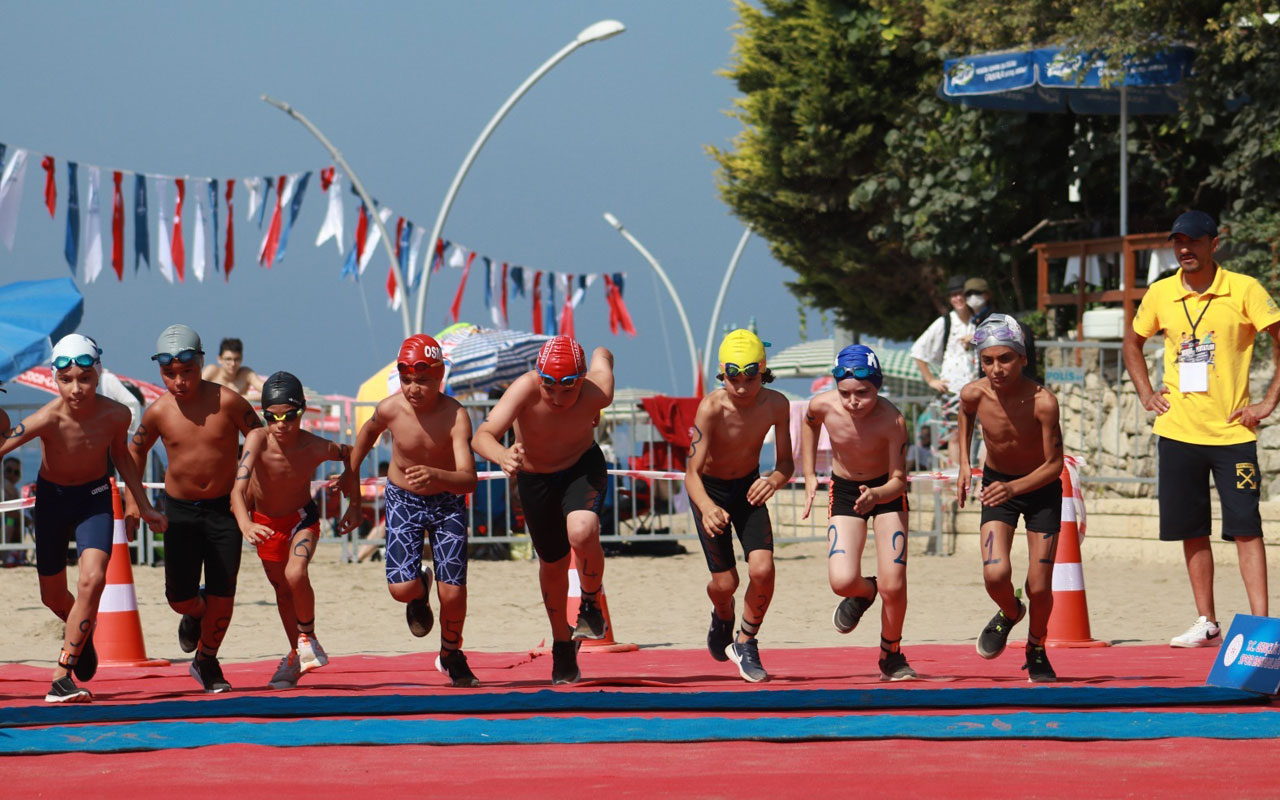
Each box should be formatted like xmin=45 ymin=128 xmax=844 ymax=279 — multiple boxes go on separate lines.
xmin=891 ymin=530 xmax=906 ymax=565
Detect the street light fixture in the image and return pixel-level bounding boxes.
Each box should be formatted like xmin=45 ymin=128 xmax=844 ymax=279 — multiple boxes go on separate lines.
xmin=702 ymin=227 xmax=752 ymax=382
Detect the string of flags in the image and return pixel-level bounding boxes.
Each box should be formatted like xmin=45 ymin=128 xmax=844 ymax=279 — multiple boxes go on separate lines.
xmin=0 ymin=142 xmax=637 ymax=337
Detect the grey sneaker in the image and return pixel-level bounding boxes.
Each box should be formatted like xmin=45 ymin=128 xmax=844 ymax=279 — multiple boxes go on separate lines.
xmin=45 ymin=675 xmax=92 ymax=704
xmin=406 ymin=566 xmax=434 ymax=638
xmin=1022 ymin=645 xmax=1058 ymax=683
xmin=190 ymin=654 xmax=232 ymax=693
xmin=976 ymin=601 xmax=1025 ymax=660
xmin=707 ymin=611 xmax=733 ymax=662
xmin=833 ymin=576 xmax=877 ymax=634
xmin=726 ymin=638 xmax=769 ymax=683
xmin=551 ymin=640 xmax=581 ymax=685
xmin=436 ymin=650 xmax=481 ymax=688
xmin=878 ymin=650 xmax=918 ymax=681
xmin=572 ymin=595 xmax=608 ymax=641
xmin=268 ymin=652 xmax=301 ymax=689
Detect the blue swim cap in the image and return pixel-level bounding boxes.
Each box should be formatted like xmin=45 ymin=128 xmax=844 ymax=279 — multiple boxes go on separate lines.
xmin=832 ymin=344 xmax=882 ymax=388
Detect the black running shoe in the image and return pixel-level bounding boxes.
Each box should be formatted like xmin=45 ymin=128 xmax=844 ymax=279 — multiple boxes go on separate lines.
xmin=45 ymin=675 xmax=92 ymax=704
xmin=551 ymin=640 xmax=581 ymax=685
xmin=436 ymin=650 xmax=480 ymax=688
xmin=178 ymin=588 xmax=205 ymax=654
xmin=833 ymin=576 xmax=877 ymax=634
xmin=73 ymin=626 xmax=97 ymax=683
xmin=406 ymin=566 xmax=434 ymax=638
xmin=572 ymin=595 xmax=608 ymax=641
xmin=707 ymin=611 xmax=733 ymax=662
xmin=878 ymin=649 xmax=918 ymax=681
xmin=189 ymin=654 xmax=232 ymax=693
xmin=726 ymin=638 xmax=769 ymax=683
xmin=976 ymin=601 xmax=1025 ymax=660
xmin=1022 ymin=645 xmax=1057 ymax=683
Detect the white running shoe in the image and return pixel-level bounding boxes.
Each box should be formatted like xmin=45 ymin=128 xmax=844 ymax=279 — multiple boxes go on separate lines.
xmin=297 ymin=633 xmax=329 ymax=673
xmin=1170 ymin=616 xmax=1221 ymax=648
xmin=268 ymin=652 xmax=301 ymax=689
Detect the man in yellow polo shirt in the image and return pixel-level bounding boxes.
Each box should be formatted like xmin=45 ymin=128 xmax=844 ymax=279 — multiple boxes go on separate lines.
xmin=1124 ymin=210 xmax=1280 ymax=647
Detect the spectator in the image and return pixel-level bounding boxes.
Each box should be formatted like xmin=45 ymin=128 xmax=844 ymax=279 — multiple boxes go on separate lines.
xmin=911 ymin=275 xmax=977 ymax=465
xmin=1123 ymin=210 xmax=1280 ymax=648
xmin=202 ymin=337 xmax=266 ymax=398
xmin=356 ymin=460 xmax=391 ymax=563
xmin=907 ymin=425 xmax=934 ymax=472
xmin=2 ymin=456 xmax=30 ymax=566
xmin=967 ymin=278 xmax=1039 ymax=381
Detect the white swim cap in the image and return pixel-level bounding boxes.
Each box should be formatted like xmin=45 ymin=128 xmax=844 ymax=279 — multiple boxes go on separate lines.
xmin=51 ymin=334 xmax=103 ymax=375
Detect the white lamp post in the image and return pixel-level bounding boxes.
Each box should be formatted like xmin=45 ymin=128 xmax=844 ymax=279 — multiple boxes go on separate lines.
xmin=702 ymin=227 xmax=752 ymax=381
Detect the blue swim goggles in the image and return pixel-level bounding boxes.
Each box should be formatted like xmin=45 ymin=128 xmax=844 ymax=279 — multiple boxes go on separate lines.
xmin=723 ymin=362 xmax=761 ymax=378
xmin=538 ymin=370 xmax=583 ymax=387
xmin=151 ymin=348 xmax=203 ymax=366
xmin=830 ymin=364 xmax=878 ymax=381
xmin=53 ymin=354 xmax=100 ymax=370
xmin=971 ymin=326 xmax=1021 ymax=347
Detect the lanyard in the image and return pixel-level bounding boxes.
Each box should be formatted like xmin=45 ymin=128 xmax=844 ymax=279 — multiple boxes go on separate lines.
xmin=1181 ymin=295 xmax=1214 ymax=341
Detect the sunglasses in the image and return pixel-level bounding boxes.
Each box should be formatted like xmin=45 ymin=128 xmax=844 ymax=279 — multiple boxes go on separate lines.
xmin=538 ymin=371 xmax=583 ymax=387
xmin=397 ymin=361 xmax=443 ymax=373
xmin=264 ymin=407 xmax=305 ymax=423
xmin=53 ymin=354 xmax=99 ymax=370
xmin=972 ymin=326 xmax=1021 ymax=346
xmin=152 ymin=349 xmax=203 ymax=366
xmin=723 ymin=362 xmax=761 ymax=378
xmin=831 ymin=365 xmax=878 ymax=381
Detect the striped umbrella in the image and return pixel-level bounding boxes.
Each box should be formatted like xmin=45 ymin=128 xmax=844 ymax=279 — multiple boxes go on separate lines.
xmin=438 ymin=326 xmax=550 ymax=392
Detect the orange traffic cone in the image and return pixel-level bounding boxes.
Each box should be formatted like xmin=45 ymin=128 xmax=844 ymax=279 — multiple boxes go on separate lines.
xmin=96 ymin=480 xmax=169 ymax=667
xmin=1045 ymin=464 xmax=1108 ymax=648
xmin=533 ymin=551 xmax=637 ymax=654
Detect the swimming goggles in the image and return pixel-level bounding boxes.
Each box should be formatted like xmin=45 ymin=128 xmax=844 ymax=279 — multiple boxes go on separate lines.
xmin=264 ymin=408 xmax=305 ymax=423
xmin=971 ymin=325 xmax=1021 ymax=346
xmin=53 ymin=354 xmax=100 ymax=370
xmin=397 ymin=360 xmax=443 ymax=373
xmin=151 ymin=349 xmax=203 ymax=366
xmin=830 ymin=364 xmax=878 ymax=381
xmin=538 ymin=371 xmax=583 ymax=387
xmin=723 ymin=362 xmax=761 ymax=378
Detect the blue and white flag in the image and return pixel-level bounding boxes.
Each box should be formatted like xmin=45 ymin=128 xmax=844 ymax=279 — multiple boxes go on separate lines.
xmin=64 ymin=162 xmax=80 ymax=271
xmin=275 ymin=170 xmax=310 ymax=262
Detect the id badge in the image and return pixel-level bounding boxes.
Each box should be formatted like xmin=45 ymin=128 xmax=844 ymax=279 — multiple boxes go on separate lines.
xmin=1180 ymin=360 xmax=1209 ymax=393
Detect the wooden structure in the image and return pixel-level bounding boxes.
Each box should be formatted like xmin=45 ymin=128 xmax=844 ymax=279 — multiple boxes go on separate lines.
xmin=1034 ymin=232 xmax=1170 ymax=338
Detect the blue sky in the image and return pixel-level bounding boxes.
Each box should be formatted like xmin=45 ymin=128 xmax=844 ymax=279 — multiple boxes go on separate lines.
xmin=0 ymin=1 xmax=832 ymax=406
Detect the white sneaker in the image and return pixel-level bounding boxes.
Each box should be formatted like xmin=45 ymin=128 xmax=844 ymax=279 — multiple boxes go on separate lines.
xmin=297 ymin=633 xmax=329 ymax=673
xmin=1170 ymin=616 xmax=1221 ymax=648
xmin=268 ymin=652 xmax=301 ymax=689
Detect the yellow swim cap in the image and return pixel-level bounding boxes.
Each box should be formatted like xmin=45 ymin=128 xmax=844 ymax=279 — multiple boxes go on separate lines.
xmin=718 ymin=329 xmax=768 ymax=368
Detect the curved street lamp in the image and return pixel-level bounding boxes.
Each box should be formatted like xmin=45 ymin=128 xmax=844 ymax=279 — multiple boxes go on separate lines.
xmin=702 ymin=226 xmax=752 ymax=382
xmin=412 ymin=19 xmax=626 ymax=333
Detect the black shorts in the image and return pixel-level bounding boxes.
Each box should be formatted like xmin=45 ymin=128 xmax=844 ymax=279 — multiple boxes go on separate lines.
xmin=163 ymin=494 xmax=243 ymax=601
xmin=1157 ymin=437 xmax=1261 ymax=541
xmin=828 ymin=474 xmax=908 ymax=519
xmin=515 ymin=443 xmax=608 ymax=563
xmin=34 ymin=475 xmax=114 ymax=577
xmin=979 ymin=465 xmax=1062 ymax=534
xmin=691 ymin=471 xmax=774 ymax=573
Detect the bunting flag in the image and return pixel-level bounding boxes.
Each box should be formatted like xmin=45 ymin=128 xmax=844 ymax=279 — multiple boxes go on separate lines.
xmin=406 ymin=225 xmax=426 ymax=290
xmin=449 ymin=250 xmax=477 ymax=322
xmin=387 ymin=216 xmax=410 ymax=309
xmin=82 ymin=167 xmax=103 ymax=283
xmin=531 ymin=270 xmax=543 ymax=334
xmin=133 ymin=174 xmax=149 ymax=271
xmin=275 ymin=170 xmax=309 ymax=263
xmin=257 ymin=175 xmax=273 ymax=227
xmin=243 ymin=176 xmax=263 ymax=222
xmin=207 ymin=179 xmax=219 ymax=273
xmin=340 ymin=200 xmax=367 ymax=280
xmin=63 ymin=162 xmax=79 ymax=271
xmin=192 ymin=190 xmax=207 ymax=282
xmin=40 ymin=155 xmax=56 ymax=217
xmin=558 ymin=273 xmax=575 ymax=339
xmin=110 ymin=171 xmax=123 ymax=280
xmin=358 ymin=207 xmax=392 ymax=274
xmin=171 ymin=178 xmax=185 ymax=282
xmin=154 ymin=178 xmax=174 ymax=283
xmin=546 ymin=271 xmax=558 ymax=336
xmin=447 ymin=243 xmax=468 ymax=270
xmin=315 ymin=167 xmax=343 ymax=252
xmin=510 ymin=265 xmax=525 ymax=296
xmin=257 ymin=175 xmax=286 ymax=267
xmin=386 ymin=263 xmax=399 ymax=309
xmin=0 ymin=148 xmax=30 ymax=250
xmin=432 ymin=236 xmax=446 ymax=272
xmin=224 ymin=179 xmax=235 ymax=281
xmin=603 ymin=273 xmax=637 ymax=336
xmin=500 ymin=262 xmax=510 ymax=328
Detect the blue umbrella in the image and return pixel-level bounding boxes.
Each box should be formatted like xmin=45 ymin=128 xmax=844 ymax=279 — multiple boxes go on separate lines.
xmin=0 ymin=278 xmax=84 ymax=381
xmin=942 ymin=45 xmax=1194 ymax=234
xmin=439 ymin=327 xmax=550 ymax=392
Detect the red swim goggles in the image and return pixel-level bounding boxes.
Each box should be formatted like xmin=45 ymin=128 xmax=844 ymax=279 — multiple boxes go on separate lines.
xmin=397 ymin=360 xmax=443 ymax=373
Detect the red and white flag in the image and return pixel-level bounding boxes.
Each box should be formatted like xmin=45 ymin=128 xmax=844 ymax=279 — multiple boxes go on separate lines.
xmin=257 ymin=175 xmax=287 ymax=267
xmin=315 ymin=167 xmax=343 ymax=252
xmin=359 ymin=207 xmax=392 ymax=275
xmin=449 ymin=250 xmax=477 ymax=322
xmin=171 ymin=178 xmax=186 ymax=282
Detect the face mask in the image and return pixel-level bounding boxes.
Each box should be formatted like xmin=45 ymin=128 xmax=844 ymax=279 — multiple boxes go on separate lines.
xmin=966 ymin=294 xmax=987 ymax=311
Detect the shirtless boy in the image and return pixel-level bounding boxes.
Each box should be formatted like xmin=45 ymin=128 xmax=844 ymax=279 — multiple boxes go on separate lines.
xmin=957 ymin=314 xmax=1064 ymax=682
xmin=126 ymin=324 xmax=263 ymax=693
xmin=202 ymin=337 xmax=265 ymax=398
xmin=231 ymin=371 xmax=357 ymax=689
xmin=801 ymin=344 xmax=916 ymax=680
xmin=685 ymin=329 xmax=792 ymax=683
xmin=350 ymin=335 xmax=480 ymax=687
xmin=0 ymin=335 xmax=167 ymax=702
xmin=472 ymin=335 xmax=614 ymax=685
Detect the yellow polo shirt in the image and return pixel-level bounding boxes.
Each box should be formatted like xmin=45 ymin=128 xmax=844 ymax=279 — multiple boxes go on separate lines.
xmin=1133 ymin=264 xmax=1280 ymax=445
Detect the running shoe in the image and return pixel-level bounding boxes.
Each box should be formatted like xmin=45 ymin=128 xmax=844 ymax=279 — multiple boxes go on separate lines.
xmin=833 ymin=576 xmax=878 ymax=634
xmin=296 ymin=633 xmax=329 ymax=674
xmin=878 ymin=650 xmax=918 ymax=682
xmin=178 ymin=588 xmax=206 ymax=654
xmin=45 ymin=675 xmax=92 ymax=704
xmin=268 ymin=652 xmax=301 ymax=689
xmin=726 ymin=638 xmax=769 ymax=683
xmin=976 ymin=600 xmax=1025 ymax=660
xmin=190 ymin=654 xmax=232 ymax=693
xmin=1022 ymin=645 xmax=1057 ymax=683
xmin=1170 ymin=615 xmax=1221 ymax=648
xmin=406 ymin=566 xmax=434 ymax=638
xmin=436 ymin=649 xmax=481 ymax=688
xmin=572 ymin=595 xmax=608 ymax=641
xmin=551 ymin=640 xmax=581 ymax=685
xmin=73 ymin=626 xmax=97 ymax=683
xmin=707 ymin=611 xmax=733 ymax=662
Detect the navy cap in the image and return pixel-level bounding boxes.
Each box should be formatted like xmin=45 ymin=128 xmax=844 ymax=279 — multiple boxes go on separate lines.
xmin=1169 ymin=210 xmax=1218 ymax=240
xmin=946 ymin=275 xmax=967 ymax=294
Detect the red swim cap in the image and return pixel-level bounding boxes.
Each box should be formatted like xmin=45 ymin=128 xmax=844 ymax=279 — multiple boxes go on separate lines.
xmin=536 ymin=336 xmax=586 ymax=380
xmin=398 ymin=334 xmax=445 ymax=375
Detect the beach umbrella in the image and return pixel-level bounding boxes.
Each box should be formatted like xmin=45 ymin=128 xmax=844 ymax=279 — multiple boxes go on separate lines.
xmin=941 ymin=45 xmax=1195 ymax=235
xmin=0 ymin=278 xmax=84 ymax=381
xmin=438 ymin=326 xmax=550 ymax=393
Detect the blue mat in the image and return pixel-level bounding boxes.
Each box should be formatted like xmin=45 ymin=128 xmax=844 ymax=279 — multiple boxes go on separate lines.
xmin=0 ymin=685 xmax=1261 ymax=729
xmin=4 ymin=710 xmax=1280 ymax=754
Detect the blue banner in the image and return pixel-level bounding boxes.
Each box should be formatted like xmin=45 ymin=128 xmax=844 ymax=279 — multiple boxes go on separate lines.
xmin=1206 ymin=614 xmax=1280 ymax=695
xmin=134 ymin=174 xmax=149 ymax=271
xmin=510 ymin=265 xmax=525 ymax=296
xmin=63 ymin=162 xmax=79 ymax=271
xmin=207 ymin=179 xmax=220 ymax=273
xmin=482 ymin=256 xmax=492 ymax=308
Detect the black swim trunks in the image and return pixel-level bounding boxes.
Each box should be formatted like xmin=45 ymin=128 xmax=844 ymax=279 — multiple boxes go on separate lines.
xmin=828 ymin=474 xmax=908 ymax=520
xmin=515 ymin=443 xmax=608 ymax=563
xmin=1157 ymin=437 xmax=1262 ymax=542
xmin=163 ymin=494 xmax=242 ymax=602
xmin=691 ymin=470 xmax=774 ymax=573
xmin=978 ymin=465 xmax=1062 ymax=534
xmin=34 ymin=474 xmax=114 ymax=577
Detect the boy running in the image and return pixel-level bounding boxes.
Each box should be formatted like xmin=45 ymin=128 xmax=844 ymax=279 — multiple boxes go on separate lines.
xmin=0 ymin=335 xmax=167 ymax=702
xmin=957 ymin=314 xmax=1064 ymax=682
xmin=231 ymin=371 xmax=358 ymax=689
xmin=685 ymin=329 xmax=792 ymax=683
xmin=472 ymin=335 xmax=614 ymax=685
xmin=801 ymin=344 xmax=916 ymax=680
xmin=349 ymin=335 xmax=480 ymax=687
xmin=125 ymin=324 xmax=262 ymax=693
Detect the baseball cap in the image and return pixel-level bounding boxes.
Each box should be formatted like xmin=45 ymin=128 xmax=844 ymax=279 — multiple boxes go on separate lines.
xmin=1169 ymin=210 xmax=1218 ymax=240
xmin=154 ymin=324 xmax=203 ymax=358
xmin=946 ymin=275 xmax=967 ymax=294
xmin=963 ymin=278 xmax=990 ymax=295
